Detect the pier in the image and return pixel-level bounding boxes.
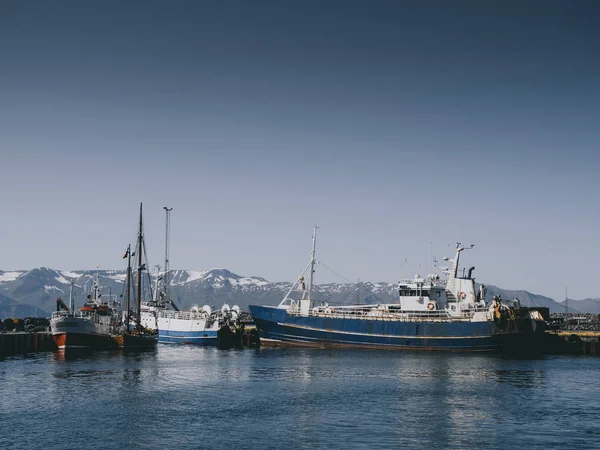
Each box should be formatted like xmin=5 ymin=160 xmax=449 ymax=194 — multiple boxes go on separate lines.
xmin=0 ymin=331 xmax=57 ymax=357
xmin=542 ymin=331 xmax=600 ymax=356
xmin=0 ymin=327 xmax=259 ymax=357
xmin=2 ymin=329 xmax=600 ymax=357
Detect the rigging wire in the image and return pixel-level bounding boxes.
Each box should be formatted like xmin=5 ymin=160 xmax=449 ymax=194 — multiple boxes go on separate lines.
xmin=316 ymin=261 xmax=354 ymax=284
xmin=142 ymin=230 xmax=154 ymax=302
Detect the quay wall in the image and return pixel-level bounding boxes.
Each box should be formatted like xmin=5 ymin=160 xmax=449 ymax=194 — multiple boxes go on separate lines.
xmin=0 ymin=331 xmax=57 ymax=357
xmin=542 ymin=332 xmax=600 ymax=356
xmin=1 ymin=330 xmax=599 ymax=357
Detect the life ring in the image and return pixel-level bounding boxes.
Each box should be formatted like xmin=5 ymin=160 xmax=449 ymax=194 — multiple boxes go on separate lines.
xmin=458 ymin=292 xmax=467 ymax=300
xmin=426 ymin=302 xmax=435 ymax=311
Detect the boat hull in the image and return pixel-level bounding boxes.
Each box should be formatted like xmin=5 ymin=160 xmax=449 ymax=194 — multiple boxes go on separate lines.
xmin=51 ymin=314 xmax=117 ymax=350
xmin=112 ymin=333 xmax=158 ymax=349
xmin=155 ymin=315 xmax=219 ymax=345
xmin=158 ymin=329 xmax=218 ymax=345
xmin=217 ymin=324 xmax=242 ymax=350
xmin=52 ymin=332 xmax=118 ymax=350
xmin=249 ymin=305 xmax=541 ymax=353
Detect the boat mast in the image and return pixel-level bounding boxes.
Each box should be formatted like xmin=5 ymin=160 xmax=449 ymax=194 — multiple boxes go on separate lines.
xmin=445 ymin=242 xmax=473 ymax=297
xmin=126 ymin=243 xmax=132 ymax=331
xmin=153 ymin=264 xmax=161 ymax=303
xmin=136 ymin=203 xmax=143 ymax=330
xmin=94 ymin=265 xmax=100 ymax=302
xmin=307 ymin=224 xmax=318 ymax=300
xmin=163 ymin=206 xmax=173 ymax=302
xmin=69 ymin=282 xmax=74 ymax=316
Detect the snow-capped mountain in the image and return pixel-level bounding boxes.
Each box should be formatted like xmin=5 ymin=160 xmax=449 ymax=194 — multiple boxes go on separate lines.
xmin=0 ymin=267 xmax=580 ymax=318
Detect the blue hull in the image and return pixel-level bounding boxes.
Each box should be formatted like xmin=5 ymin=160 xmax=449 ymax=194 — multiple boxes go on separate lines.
xmin=249 ymin=305 xmax=535 ymax=352
xmin=158 ymin=330 xmax=218 ymax=345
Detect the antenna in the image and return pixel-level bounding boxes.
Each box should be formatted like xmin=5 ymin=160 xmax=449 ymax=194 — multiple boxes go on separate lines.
xmin=430 ymin=241 xmax=439 ymax=273
xmin=308 ymin=224 xmax=318 ymax=300
xmin=69 ymin=282 xmax=74 ymax=316
xmin=430 ymin=241 xmax=433 ymax=274
xmin=154 ymin=264 xmax=161 ymax=303
xmin=163 ymin=206 xmax=173 ymax=302
xmin=95 ymin=265 xmax=100 ymax=301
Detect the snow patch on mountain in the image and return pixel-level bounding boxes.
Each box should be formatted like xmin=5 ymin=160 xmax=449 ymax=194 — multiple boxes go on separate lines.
xmin=44 ymin=285 xmax=64 ymax=293
xmin=235 ymin=277 xmax=270 ymax=287
xmin=183 ymin=270 xmax=210 ymax=283
xmin=169 ymin=268 xmax=272 ymax=288
xmin=59 ymin=271 xmax=83 ymax=279
xmin=0 ymin=271 xmax=23 ymax=282
xmin=55 ymin=275 xmax=71 ymax=284
xmin=107 ymin=273 xmax=127 ymax=282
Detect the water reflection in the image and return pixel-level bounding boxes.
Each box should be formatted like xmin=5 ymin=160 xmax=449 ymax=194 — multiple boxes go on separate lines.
xmin=52 ymin=348 xmax=123 ymax=362
xmin=2 ymin=348 xmax=600 ymax=450
xmin=122 ymin=368 xmax=142 ymax=384
xmin=53 ymin=368 xmax=116 ymax=379
xmin=492 ymin=369 xmax=546 ymax=388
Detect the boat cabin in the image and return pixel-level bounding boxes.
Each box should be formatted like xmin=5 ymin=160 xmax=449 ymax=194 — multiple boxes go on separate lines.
xmin=398 ymin=274 xmax=448 ymax=312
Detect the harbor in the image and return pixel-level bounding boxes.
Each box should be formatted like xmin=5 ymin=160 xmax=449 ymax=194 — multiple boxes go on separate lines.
xmin=1 ymin=326 xmax=598 ymax=358
xmin=3 ymin=340 xmax=600 ymax=450
xmin=1 ymin=229 xmax=597 ymax=358
xmin=2 ymin=2 xmax=600 ymax=448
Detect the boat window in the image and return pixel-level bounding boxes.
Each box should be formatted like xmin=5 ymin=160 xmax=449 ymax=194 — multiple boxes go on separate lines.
xmin=400 ymin=290 xmax=436 ymax=296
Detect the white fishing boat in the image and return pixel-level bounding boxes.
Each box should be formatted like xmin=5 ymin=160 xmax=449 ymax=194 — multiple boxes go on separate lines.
xmin=138 ymin=207 xmax=240 ymax=346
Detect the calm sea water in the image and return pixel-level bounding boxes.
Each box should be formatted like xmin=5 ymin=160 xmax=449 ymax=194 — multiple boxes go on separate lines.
xmin=1 ymin=347 xmax=599 ymax=449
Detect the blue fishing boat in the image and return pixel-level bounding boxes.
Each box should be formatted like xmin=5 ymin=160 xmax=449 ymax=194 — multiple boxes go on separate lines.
xmin=249 ymin=227 xmax=546 ymax=353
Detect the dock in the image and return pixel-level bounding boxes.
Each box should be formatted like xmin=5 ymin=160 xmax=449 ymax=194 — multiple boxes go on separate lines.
xmin=0 ymin=331 xmax=57 ymax=357
xmin=542 ymin=331 xmax=600 ymax=356
xmin=2 ymin=329 xmax=600 ymax=357
xmin=1 ymin=326 xmax=259 ymax=357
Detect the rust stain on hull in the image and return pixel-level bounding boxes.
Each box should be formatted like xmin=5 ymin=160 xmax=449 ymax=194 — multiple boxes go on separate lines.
xmin=259 ymin=339 xmax=493 ymax=352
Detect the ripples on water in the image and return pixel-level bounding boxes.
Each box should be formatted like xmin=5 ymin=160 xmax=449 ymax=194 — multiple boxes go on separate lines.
xmin=1 ymin=347 xmax=599 ymax=449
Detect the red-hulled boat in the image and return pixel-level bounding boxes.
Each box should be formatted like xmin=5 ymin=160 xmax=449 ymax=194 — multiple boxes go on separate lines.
xmin=50 ymin=279 xmax=119 ymax=350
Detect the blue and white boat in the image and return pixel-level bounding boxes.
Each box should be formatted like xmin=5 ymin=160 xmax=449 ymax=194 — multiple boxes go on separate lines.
xmin=145 ymin=304 xmax=239 ymax=345
xmin=249 ymin=227 xmax=546 ymax=353
xmin=138 ymin=207 xmax=240 ymax=346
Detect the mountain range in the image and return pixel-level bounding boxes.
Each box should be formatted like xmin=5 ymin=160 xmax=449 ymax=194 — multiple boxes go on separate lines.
xmin=1 ymin=267 xmax=598 ymax=318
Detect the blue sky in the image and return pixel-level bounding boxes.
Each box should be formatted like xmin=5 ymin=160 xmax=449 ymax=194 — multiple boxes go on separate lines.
xmin=1 ymin=1 xmax=599 ymax=301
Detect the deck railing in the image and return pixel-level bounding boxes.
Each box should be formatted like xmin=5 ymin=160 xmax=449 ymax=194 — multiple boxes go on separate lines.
xmin=156 ymin=310 xmax=209 ymax=321
xmin=51 ymin=310 xmax=96 ymax=320
xmin=286 ymin=305 xmax=491 ymax=322
xmin=50 ymin=310 xmax=117 ymax=327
